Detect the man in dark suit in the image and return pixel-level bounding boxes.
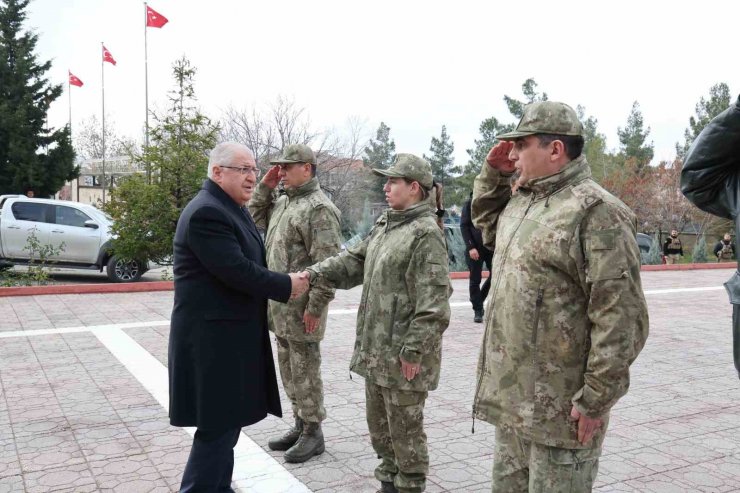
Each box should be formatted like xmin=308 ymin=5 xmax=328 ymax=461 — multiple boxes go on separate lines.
xmin=169 ymin=142 xmax=309 ymax=492
xmin=460 ymin=192 xmax=493 ymax=323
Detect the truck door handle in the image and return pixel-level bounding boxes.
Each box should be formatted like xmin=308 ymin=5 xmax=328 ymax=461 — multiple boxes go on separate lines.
xmin=51 ymin=230 xmax=64 ymax=233
xmin=7 ymin=225 xmax=20 ymax=229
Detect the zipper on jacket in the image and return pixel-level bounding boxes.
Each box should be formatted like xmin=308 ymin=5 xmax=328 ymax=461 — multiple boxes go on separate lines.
xmin=472 ymin=193 xmax=536 ymax=426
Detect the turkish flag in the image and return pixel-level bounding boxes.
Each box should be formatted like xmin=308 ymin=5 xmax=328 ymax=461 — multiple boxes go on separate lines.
xmin=102 ymin=45 xmax=116 ymax=66
xmin=68 ymin=71 xmax=83 ymax=87
xmin=146 ymin=6 xmax=168 ymax=28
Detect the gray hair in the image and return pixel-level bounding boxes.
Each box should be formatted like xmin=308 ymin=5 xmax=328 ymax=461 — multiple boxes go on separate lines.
xmin=207 ymin=142 xmax=254 ymax=178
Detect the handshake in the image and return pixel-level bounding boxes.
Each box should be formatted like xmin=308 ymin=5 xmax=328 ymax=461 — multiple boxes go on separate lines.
xmin=288 ymin=271 xmax=311 ymax=299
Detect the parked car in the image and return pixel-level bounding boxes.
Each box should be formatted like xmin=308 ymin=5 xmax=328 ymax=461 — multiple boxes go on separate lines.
xmin=636 ymin=232 xmax=655 ymax=264
xmin=0 ymin=195 xmax=147 ymax=282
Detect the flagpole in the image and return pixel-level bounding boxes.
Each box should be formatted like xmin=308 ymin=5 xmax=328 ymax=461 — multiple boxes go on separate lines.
xmin=101 ymin=42 xmax=107 ymax=205
xmin=144 ymin=2 xmax=151 ymax=184
xmin=68 ymin=75 xmax=72 ymax=137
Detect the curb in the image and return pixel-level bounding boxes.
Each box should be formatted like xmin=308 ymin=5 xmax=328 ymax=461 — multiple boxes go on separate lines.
xmin=2 ymin=263 xmax=736 ymax=298
xmin=0 ymin=281 xmax=173 ymax=297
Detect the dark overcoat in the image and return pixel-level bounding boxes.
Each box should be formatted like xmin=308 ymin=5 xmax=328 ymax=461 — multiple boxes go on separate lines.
xmin=681 ymin=95 xmax=740 ymax=378
xmin=169 ymin=179 xmax=291 ymax=429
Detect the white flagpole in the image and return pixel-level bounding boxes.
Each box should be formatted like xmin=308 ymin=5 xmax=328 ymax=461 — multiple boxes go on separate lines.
xmin=101 ymin=42 xmax=107 ymax=205
xmin=144 ymin=2 xmax=151 ymax=184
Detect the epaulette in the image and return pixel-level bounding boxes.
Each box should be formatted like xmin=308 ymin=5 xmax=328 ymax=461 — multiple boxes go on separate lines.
xmin=570 ymin=180 xmax=605 ymax=210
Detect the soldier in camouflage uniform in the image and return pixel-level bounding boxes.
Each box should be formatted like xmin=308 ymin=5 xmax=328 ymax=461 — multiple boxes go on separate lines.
xmin=304 ymin=154 xmax=451 ymax=493
xmin=471 ymin=101 xmax=649 ymax=492
xmin=248 ymin=144 xmax=342 ymax=463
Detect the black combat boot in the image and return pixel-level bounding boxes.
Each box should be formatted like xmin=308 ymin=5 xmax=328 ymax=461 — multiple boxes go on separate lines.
xmin=474 ymin=308 xmax=484 ymax=323
xmin=284 ymin=421 xmax=325 ymax=463
xmin=377 ymin=481 xmax=399 ymax=493
xmin=268 ymin=417 xmax=303 ymax=451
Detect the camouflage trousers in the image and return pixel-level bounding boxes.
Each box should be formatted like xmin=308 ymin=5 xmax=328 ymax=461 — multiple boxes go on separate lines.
xmin=366 ymin=382 xmax=428 ymax=493
xmin=492 ymin=426 xmax=601 ymax=493
xmin=276 ymin=336 xmax=326 ymax=423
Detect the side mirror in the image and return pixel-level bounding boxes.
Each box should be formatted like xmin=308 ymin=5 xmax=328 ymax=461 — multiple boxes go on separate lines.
xmin=84 ymin=220 xmax=99 ymax=229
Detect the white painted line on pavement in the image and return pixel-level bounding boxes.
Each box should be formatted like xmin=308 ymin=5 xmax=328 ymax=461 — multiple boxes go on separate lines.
xmin=92 ymin=327 xmax=310 ymax=493
xmin=0 ymin=285 xmax=728 ymax=340
xmin=0 ymin=320 xmax=170 ymax=338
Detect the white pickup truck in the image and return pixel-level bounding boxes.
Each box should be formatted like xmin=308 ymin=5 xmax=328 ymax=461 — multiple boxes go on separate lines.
xmin=0 ymin=195 xmax=146 ymax=282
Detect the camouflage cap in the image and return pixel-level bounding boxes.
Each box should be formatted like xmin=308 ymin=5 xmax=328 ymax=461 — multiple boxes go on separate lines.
xmin=496 ymin=101 xmax=583 ymax=140
xmin=372 ymin=153 xmax=433 ymax=190
xmin=270 ymin=144 xmax=316 ymax=165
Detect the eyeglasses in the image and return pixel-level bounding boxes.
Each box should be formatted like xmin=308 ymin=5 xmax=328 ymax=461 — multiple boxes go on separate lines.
xmin=219 ymin=166 xmax=261 ymax=177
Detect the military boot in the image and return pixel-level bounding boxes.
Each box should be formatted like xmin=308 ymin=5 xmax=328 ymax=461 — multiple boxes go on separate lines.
xmin=474 ymin=308 xmax=484 ymax=323
xmin=268 ymin=417 xmax=303 ymax=451
xmin=377 ymin=481 xmax=399 ymax=493
xmin=284 ymin=422 xmax=325 ymax=463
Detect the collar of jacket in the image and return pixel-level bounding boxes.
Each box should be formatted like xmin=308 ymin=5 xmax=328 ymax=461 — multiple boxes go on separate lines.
xmin=284 ymin=177 xmax=320 ymax=199
xmin=520 ymin=155 xmax=591 ymax=198
xmin=203 ymin=178 xmax=246 ymax=215
xmin=384 ymin=201 xmax=433 ymax=230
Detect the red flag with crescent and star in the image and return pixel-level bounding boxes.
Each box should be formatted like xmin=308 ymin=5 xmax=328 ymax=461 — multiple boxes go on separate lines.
xmin=146 ymin=6 xmax=169 ymax=28
xmin=102 ymin=45 xmax=116 ymax=65
xmin=68 ymin=71 xmax=83 ymax=87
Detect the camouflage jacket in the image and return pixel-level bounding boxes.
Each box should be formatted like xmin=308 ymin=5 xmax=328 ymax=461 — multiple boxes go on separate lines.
xmin=471 ymin=156 xmax=649 ymax=449
xmin=249 ymin=178 xmax=342 ymax=342
xmin=307 ymin=202 xmax=451 ymax=391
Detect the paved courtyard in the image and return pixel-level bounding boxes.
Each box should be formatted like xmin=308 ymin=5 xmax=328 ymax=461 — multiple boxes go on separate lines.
xmin=0 ymin=268 xmax=739 ymax=492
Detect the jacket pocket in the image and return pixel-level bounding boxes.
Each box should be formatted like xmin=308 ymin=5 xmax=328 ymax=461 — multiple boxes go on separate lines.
xmin=546 ymin=447 xmax=601 ymax=492
xmin=388 ymin=294 xmax=399 ymax=346
xmin=531 ymin=287 xmax=545 ymax=362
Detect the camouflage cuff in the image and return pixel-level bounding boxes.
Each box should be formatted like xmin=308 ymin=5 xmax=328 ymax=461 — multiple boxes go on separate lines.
xmin=571 ymin=387 xmax=605 ymax=419
xmin=400 ymin=347 xmax=422 ymax=364
xmin=305 ymin=268 xmax=319 ymax=285
xmin=480 ymin=160 xmax=514 ymax=182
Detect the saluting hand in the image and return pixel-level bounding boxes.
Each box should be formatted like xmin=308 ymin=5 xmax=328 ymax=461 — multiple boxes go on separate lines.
xmin=262 ymin=165 xmax=281 ymax=189
xmin=486 ymin=141 xmax=516 ymax=173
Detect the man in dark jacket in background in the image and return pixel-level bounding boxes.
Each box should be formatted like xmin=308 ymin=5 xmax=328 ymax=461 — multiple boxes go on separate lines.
xmin=460 ymin=192 xmax=493 ymax=323
xmin=681 ymin=94 xmax=740 ymax=378
xmin=169 ymin=142 xmax=309 ymax=492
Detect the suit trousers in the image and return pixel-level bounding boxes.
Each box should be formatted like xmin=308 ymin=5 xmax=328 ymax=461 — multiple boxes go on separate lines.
xmin=465 ymin=248 xmax=493 ymax=312
xmin=180 ymin=427 xmax=241 ymax=493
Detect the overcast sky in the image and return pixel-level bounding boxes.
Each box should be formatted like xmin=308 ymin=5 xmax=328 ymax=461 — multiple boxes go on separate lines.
xmin=27 ymin=0 xmax=739 ymax=166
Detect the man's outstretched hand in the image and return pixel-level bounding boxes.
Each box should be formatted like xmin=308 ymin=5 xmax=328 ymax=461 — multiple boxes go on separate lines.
xmin=486 ymin=141 xmax=516 ymax=173
xmin=288 ymin=272 xmax=309 ymax=299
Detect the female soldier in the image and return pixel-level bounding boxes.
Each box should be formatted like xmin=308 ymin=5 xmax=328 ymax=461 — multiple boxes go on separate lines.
xmin=304 ymin=154 xmax=451 ymax=493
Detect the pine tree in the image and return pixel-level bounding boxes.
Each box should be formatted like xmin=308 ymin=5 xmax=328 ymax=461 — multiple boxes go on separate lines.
xmin=0 ymin=0 xmax=77 ymax=196
xmin=363 ymin=122 xmax=396 ymax=201
xmin=676 ymin=82 xmax=732 ymax=159
xmin=104 ymin=57 xmax=219 ymax=265
xmin=617 ymin=101 xmax=654 ymax=172
xmin=504 ymin=78 xmax=548 ymax=119
xmin=424 ymin=125 xmax=459 ymax=185
xmin=363 ymin=122 xmax=395 ymax=169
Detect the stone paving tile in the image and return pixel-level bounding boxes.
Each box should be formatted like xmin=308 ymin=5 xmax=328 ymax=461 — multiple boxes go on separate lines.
xmin=0 ymin=439 xmax=21 ymax=479
xmin=0 ymin=475 xmax=24 ymax=493
xmin=14 ymin=429 xmax=85 ymax=473
xmin=89 ymin=454 xmax=170 ymax=492
xmin=22 ymin=462 xmax=97 ymax=493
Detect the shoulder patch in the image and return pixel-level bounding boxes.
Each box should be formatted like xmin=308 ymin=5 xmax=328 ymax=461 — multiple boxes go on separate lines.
xmin=591 ymin=229 xmax=617 ymax=250
xmin=571 ymin=180 xmax=605 ymax=210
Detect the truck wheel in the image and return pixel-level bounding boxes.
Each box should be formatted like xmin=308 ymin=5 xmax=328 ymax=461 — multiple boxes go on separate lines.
xmin=106 ymin=255 xmax=144 ymax=282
